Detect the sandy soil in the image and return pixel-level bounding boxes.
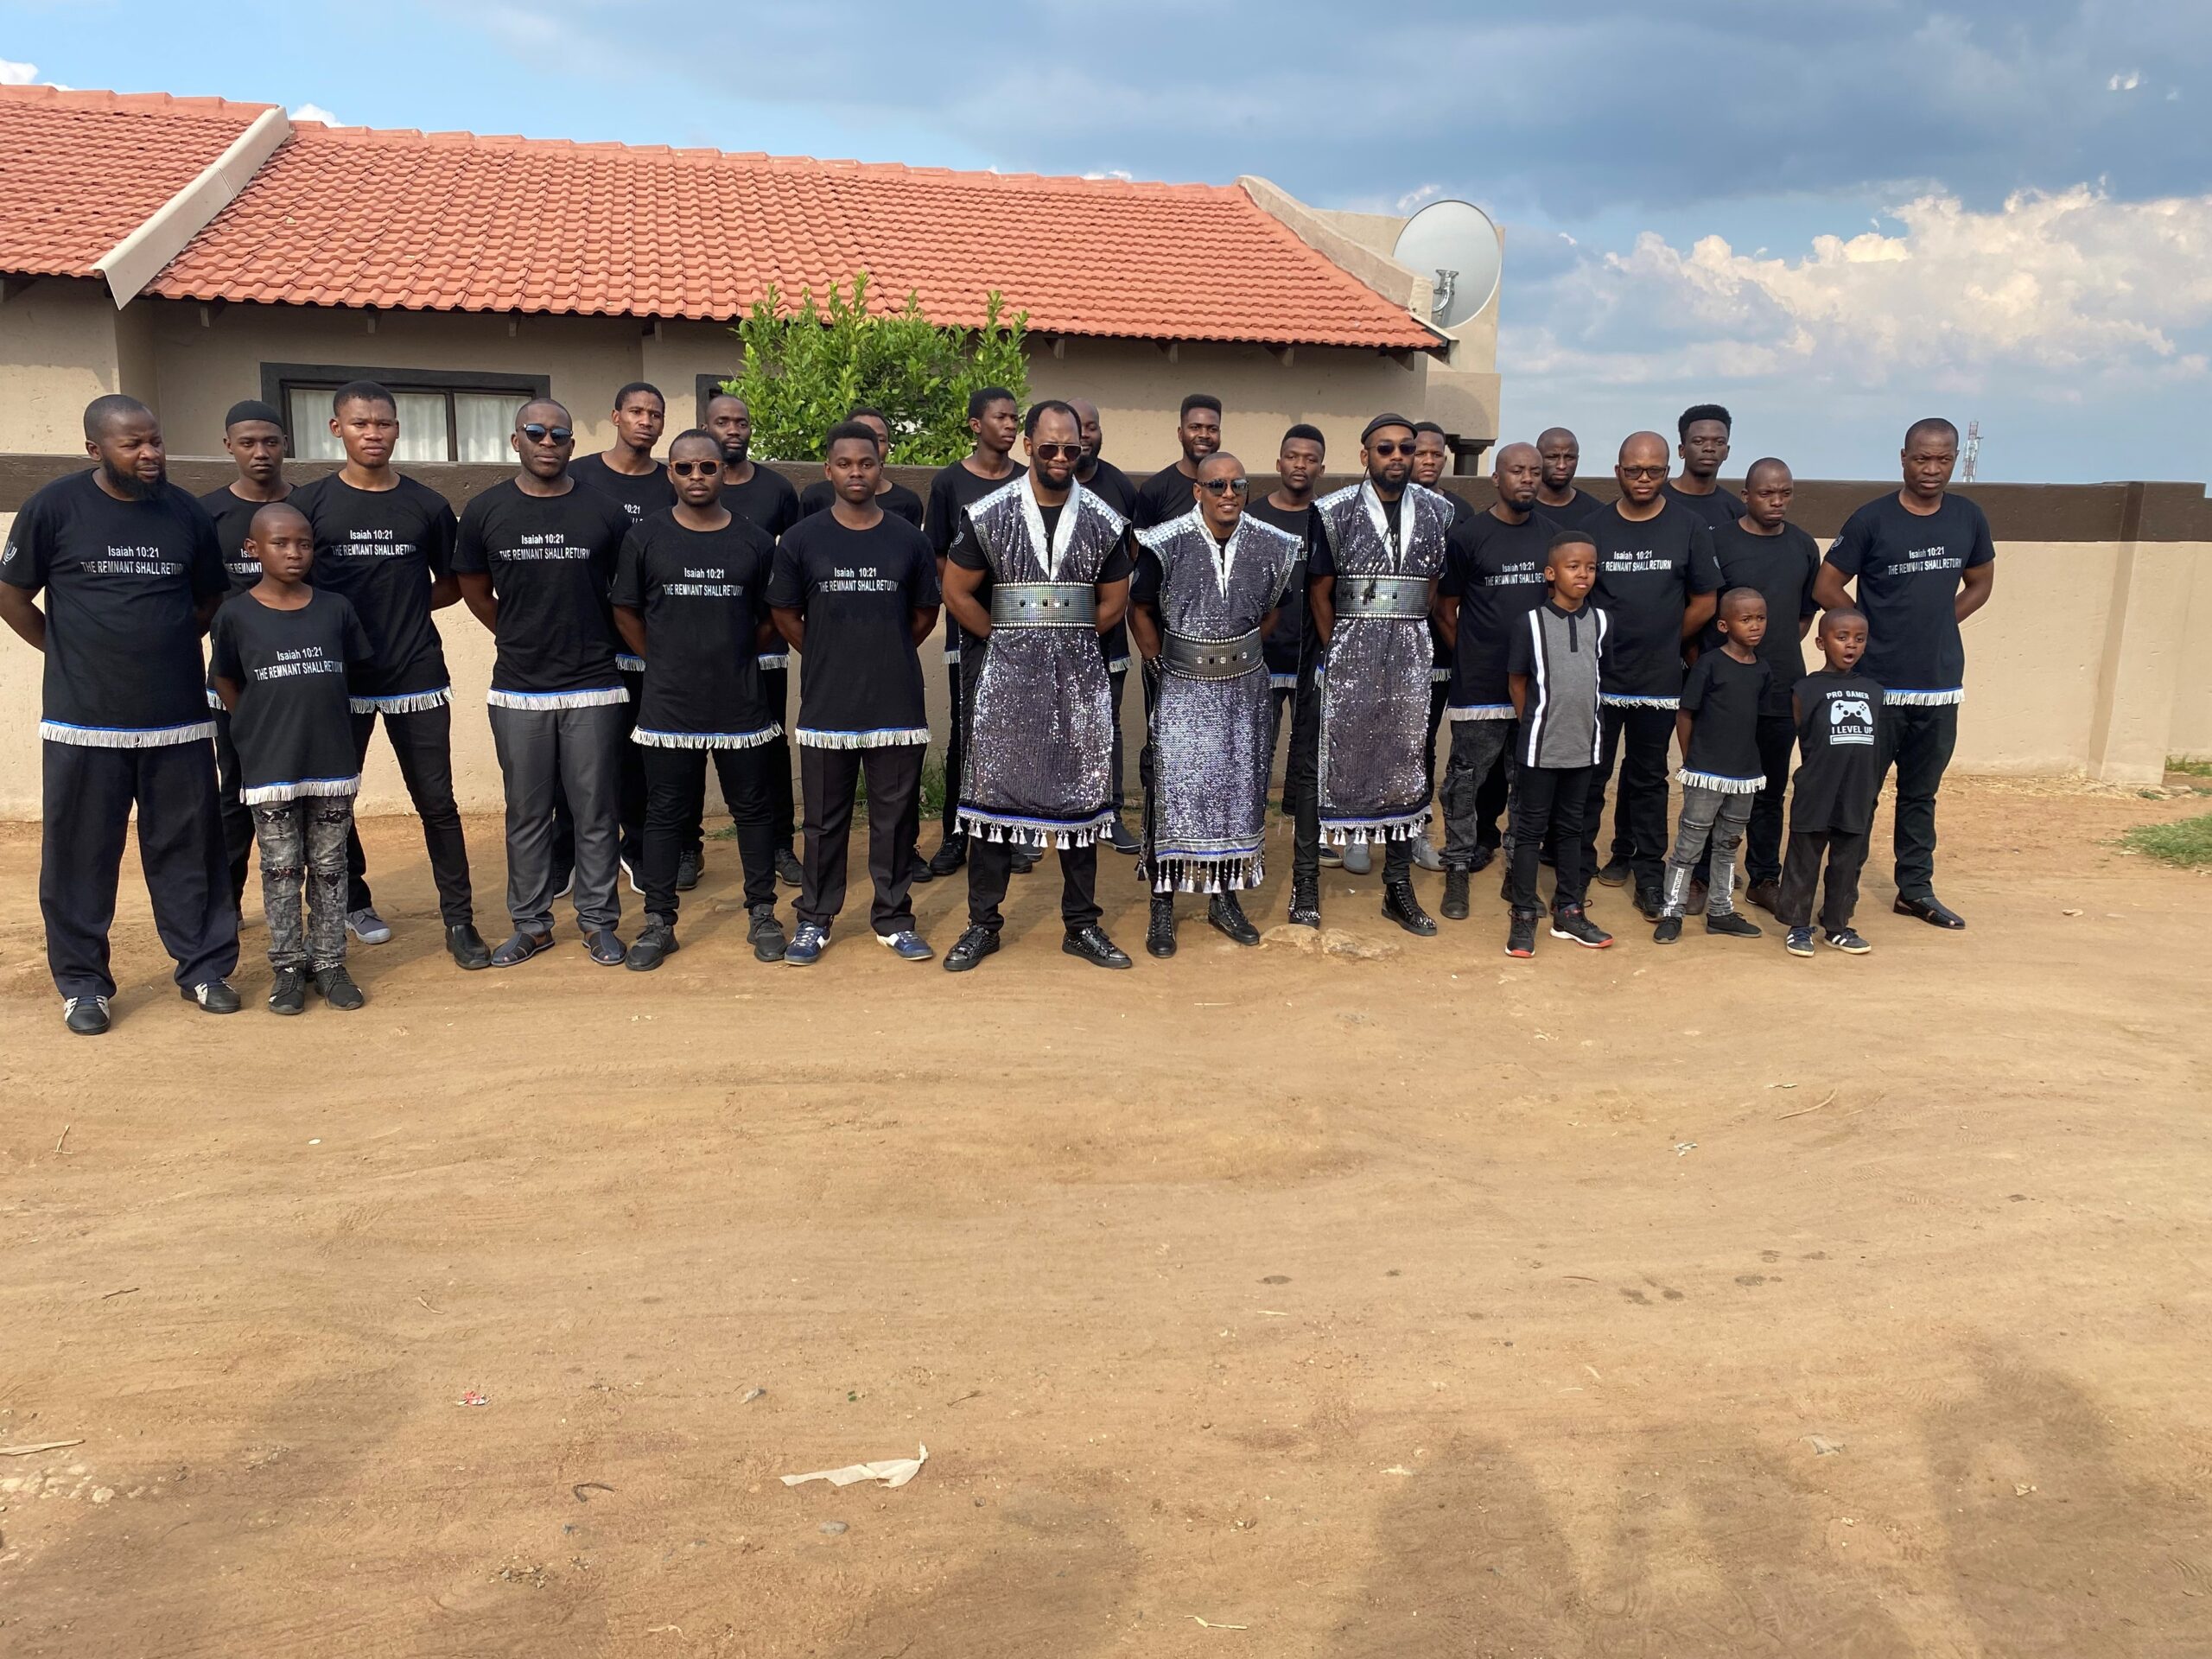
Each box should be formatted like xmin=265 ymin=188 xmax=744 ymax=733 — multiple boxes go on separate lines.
xmin=2 ymin=776 xmax=2209 ymax=1657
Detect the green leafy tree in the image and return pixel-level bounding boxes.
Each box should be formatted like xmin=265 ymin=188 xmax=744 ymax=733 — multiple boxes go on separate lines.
xmin=723 ymin=275 xmax=1029 ymax=465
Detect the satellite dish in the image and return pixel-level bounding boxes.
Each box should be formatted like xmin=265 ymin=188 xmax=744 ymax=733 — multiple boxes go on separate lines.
xmin=1392 ymin=199 xmax=1502 ymax=330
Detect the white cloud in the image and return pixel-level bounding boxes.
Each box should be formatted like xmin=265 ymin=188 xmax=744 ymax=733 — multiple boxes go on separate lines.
xmin=289 ymin=102 xmax=343 ymax=126
xmin=0 ymin=56 xmax=40 ymax=85
xmin=2108 ymin=70 xmax=2141 ymax=92
xmin=1082 ymin=168 xmax=1133 ymax=182
xmin=1396 ymin=182 xmax=1443 ymax=213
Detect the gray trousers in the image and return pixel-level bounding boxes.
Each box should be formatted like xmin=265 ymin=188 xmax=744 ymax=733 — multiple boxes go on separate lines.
xmin=254 ymin=797 xmax=353 ymax=970
xmin=489 ymin=701 xmax=627 ymax=934
xmin=1439 ymin=717 xmax=1516 ymax=869
xmin=1662 ymin=784 xmax=1754 ymax=918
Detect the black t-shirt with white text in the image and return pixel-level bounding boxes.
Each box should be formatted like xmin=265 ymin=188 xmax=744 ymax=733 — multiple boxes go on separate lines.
xmin=1440 ymin=508 xmax=1556 ymax=711
xmin=1243 ymin=498 xmax=1316 ymax=677
xmin=571 ymin=452 xmax=677 ymax=527
xmin=452 ymin=478 xmax=632 ymax=698
xmin=1790 ymin=669 xmax=1885 ymax=833
xmin=766 ymin=512 xmax=942 ymax=740
xmin=798 ymin=477 xmax=925 ymax=529
xmin=608 ymin=510 xmax=777 ymax=741
xmin=207 ymin=588 xmax=374 ymax=799
xmin=1824 ymin=493 xmax=1995 ymax=699
xmin=1662 ymin=480 xmax=1745 ymax=536
xmin=290 ymin=471 xmax=458 ymax=702
xmin=198 ymin=483 xmax=287 ymax=598
xmin=722 ymin=465 xmax=801 ymax=543
xmin=1679 ymin=649 xmax=1771 ymax=783
xmin=2 ymin=471 xmax=226 ymax=740
xmin=1584 ymin=498 xmax=1723 ymax=702
xmin=1707 ymin=518 xmax=1821 ymax=716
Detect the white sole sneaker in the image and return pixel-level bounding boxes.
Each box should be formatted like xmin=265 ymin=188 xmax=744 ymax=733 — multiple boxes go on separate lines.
xmin=346 ymin=910 xmax=393 ymax=945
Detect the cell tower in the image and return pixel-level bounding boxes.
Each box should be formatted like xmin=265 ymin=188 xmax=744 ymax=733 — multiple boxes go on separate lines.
xmin=1961 ymin=420 xmax=1982 ymax=483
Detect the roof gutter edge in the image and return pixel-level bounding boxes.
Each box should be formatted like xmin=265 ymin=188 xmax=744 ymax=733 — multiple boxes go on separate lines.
xmin=97 ymin=105 xmax=292 ymax=309
xmin=1236 ymin=175 xmax=1447 ymax=352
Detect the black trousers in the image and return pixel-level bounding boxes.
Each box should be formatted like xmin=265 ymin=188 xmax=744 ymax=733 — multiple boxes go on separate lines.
xmin=345 ymin=701 xmax=475 ymax=926
xmin=1878 ymin=702 xmax=1959 ymax=900
xmin=1510 ymin=763 xmax=1594 ymax=916
xmin=1284 ymin=658 xmax=1325 ymax=886
xmin=211 ymin=704 xmax=256 ymax=911
xmin=1777 ymin=827 xmax=1870 ymax=933
xmin=968 ymin=838 xmax=1099 ymax=932
xmin=1421 ymin=676 xmax=1450 ymax=803
xmin=800 ymin=743 xmax=924 ymax=934
xmin=41 ymin=738 xmax=239 ymax=1001
xmin=1107 ymin=664 xmax=1129 ymax=817
xmin=760 ymin=663 xmax=795 ymax=850
xmin=616 ymin=670 xmax=649 ymax=868
xmin=1583 ymin=704 xmax=1675 ymax=897
xmin=1694 ymin=711 xmax=1797 ymax=887
xmin=940 ymin=653 xmax=967 ymax=841
xmin=640 ymin=743 xmax=774 ymax=923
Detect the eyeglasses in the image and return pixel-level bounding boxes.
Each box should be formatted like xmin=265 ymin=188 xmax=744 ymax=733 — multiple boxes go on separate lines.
xmin=1620 ymin=464 xmax=1667 ymax=479
xmin=669 ymin=460 xmax=719 ymax=477
xmin=1030 ymin=442 xmax=1082 ymax=461
xmin=1369 ymin=441 xmax=1414 ymax=456
xmin=519 ymin=423 xmax=574 ymax=444
xmin=1198 ymin=477 xmax=1249 ymax=497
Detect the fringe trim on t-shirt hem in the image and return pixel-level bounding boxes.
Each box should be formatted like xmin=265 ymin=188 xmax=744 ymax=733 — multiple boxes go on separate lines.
xmin=614 ymin=653 xmax=646 ymax=673
xmin=756 ymin=652 xmax=791 ymax=671
xmin=485 ymin=686 xmax=631 ymax=710
xmin=41 ymin=719 xmax=216 ymax=749
xmin=1429 ymin=667 xmax=1452 ymax=684
xmin=1882 ymin=687 xmax=1965 ymax=707
xmin=958 ymin=806 xmax=1116 ymax=849
xmin=350 ymin=688 xmax=452 ymax=715
xmin=1150 ymin=852 xmax=1265 ymax=895
xmin=1599 ymin=694 xmax=1680 ymax=710
xmin=1319 ymin=808 xmax=1431 ymax=846
xmin=1447 ymin=702 xmax=1516 ymax=721
xmin=796 ymin=727 xmax=931 ymax=750
xmin=632 ymin=723 xmax=782 ymax=750
xmin=206 ymin=688 xmax=225 ymax=711
xmin=1268 ymin=672 xmax=1299 ymax=690
xmin=1676 ymin=768 xmax=1765 ymax=795
xmin=944 ymin=645 xmax=963 ymax=664
xmin=1105 ymin=656 xmax=1131 ymax=675
xmin=238 ymin=776 xmax=363 ymax=805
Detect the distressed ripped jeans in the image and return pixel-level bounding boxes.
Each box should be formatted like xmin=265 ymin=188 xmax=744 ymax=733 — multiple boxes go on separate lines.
xmin=254 ymin=798 xmax=353 ymax=970
xmin=1661 ymin=784 xmax=1753 ymax=919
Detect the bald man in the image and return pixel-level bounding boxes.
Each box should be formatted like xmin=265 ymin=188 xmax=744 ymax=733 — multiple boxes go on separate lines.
xmin=1577 ymin=431 xmax=1723 ymax=918
xmin=1535 ymin=428 xmax=1605 ymax=524
xmin=1071 ymin=396 xmax=1142 ymax=852
xmin=1 ymin=395 xmax=239 ymax=1031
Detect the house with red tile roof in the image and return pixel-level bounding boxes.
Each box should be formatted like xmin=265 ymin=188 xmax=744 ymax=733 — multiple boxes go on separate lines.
xmin=0 ymin=83 xmax=1497 ymax=470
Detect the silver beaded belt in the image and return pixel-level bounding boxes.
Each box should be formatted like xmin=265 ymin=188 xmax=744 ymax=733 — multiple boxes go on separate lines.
xmin=1333 ymin=574 xmax=1432 ymax=620
xmin=1161 ymin=628 xmax=1264 ymax=681
xmin=991 ymin=582 xmax=1096 ymax=630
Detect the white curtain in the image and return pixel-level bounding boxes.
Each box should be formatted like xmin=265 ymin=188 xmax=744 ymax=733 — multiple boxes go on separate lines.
xmin=391 ymin=392 xmax=448 ymax=464
xmin=454 ymin=393 xmax=524 ymax=463
xmin=287 ymin=389 xmax=343 ymax=461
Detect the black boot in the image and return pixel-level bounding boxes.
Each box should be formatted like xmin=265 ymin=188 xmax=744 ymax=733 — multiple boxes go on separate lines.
xmin=1440 ymin=867 xmax=1471 ymax=920
xmin=1382 ymin=878 xmax=1437 ymax=937
xmin=1207 ymin=892 xmax=1261 ymax=945
xmin=1287 ymin=876 xmax=1321 ymax=930
xmin=1146 ymin=894 xmax=1177 ymax=957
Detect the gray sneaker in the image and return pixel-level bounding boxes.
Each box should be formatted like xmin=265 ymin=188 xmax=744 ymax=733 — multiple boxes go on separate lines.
xmin=1409 ymin=836 xmax=1445 ymax=872
xmin=1342 ymin=841 xmax=1373 ymax=875
xmin=346 ymin=906 xmax=393 ymax=945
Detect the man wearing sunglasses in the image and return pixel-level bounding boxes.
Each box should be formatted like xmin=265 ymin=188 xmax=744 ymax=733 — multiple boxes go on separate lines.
xmin=454 ymin=400 xmax=635 ymax=968
xmin=1069 ymin=397 xmax=1141 ymax=857
xmin=1578 ymin=430 xmax=1723 ymax=922
xmin=1303 ymin=414 xmax=1454 ymax=937
xmin=938 ymin=400 xmax=1136 ymax=973
xmin=1128 ymin=453 xmax=1301 ymax=957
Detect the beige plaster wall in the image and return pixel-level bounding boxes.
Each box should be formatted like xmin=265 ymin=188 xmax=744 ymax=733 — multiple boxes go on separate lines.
xmin=2162 ymin=542 xmax=2212 ymax=760
xmin=0 ymin=279 xmax=130 ymax=453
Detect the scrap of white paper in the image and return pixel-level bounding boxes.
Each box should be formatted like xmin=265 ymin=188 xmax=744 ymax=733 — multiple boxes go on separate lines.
xmin=779 ymin=1445 xmax=928 ymax=1490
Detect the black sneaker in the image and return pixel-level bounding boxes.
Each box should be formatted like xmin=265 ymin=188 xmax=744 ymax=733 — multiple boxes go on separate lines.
xmin=1785 ymin=925 xmax=1817 ymax=957
xmin=311 ymin=964 xmax=365 ymax=1010
xmin=1826 ymin=926 xmax=1873 ymax=955
xmin=1505 ymin=912 xmax=1538 ymax=957
xmin=1705 ymin=911 xmax=1763 ymax=939
xmin=1634 ymin=887 xmax=1666 ymax=923
xmin=1549 ymin=906 xmax=1613 ymax=949
xmin=747 ymin=903 xmax=787 ymax=963
xmin=445 ymin=923 xmax=492 ymax=971
xmin=1063 ymin=924 xmax=1134 ymax=969
xmin=181 ymin=978 xmax=242 ymax=1014
xmin=776 ymin=847 xmax=805 ymax=888
xmin=63 ymin=994 xmax=111 ymax=1035
xmin=627 ymin=920 xmax=678 ymax=971
xmin=1595 ymin=858 xmax=1630 ymax=887
xmin=943 ymin=924 xmax=1001 ymax=973
xmin=1107 ymin=817 xmax=1141 ymax=855
xmin=1466 ymin=845 xmax=1497 ymax=874
xmin=1208 ymin=892 xmax=1261 ymax=946
xmin=1287 ymin=877 xmax=1321 ymax=930
xmin=1147 ymin=894 xmax=1178 ymax=957
xmin=1382 ymin=880 xmax=1437 ymax=937
xmin=676 ymin=848 xmax=704 ymax=892
xmin=1440 ymin=867 xmax=1471 ymax=921
xmin=928 ymin=834 xmax=968 ymax=878
xmin=268 ymin=967 xmax=308 ymax=1015
xmin=1653 ymin=915 xmax=1682 ymax=944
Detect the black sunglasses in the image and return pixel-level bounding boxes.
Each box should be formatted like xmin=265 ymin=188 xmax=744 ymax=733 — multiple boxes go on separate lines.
xmin=1369 ymin=440 xmax=1414 ymax=457
xmin=1198 ymin=477 xmax=1249 ymax=496
xmin=519 ymin=423 xmax=574 ymax=444
xmin=669 ymin=460 xmax=720 ymax=477
xmin=1030 ymin=441 xmax=1082 ymax=461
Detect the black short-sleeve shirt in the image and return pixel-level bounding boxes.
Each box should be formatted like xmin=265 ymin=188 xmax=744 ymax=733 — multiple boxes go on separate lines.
xmin=608 ymin=510 xmax=777 ymax=741
xmin=1823 ymin=493 xmax=1995 ymax=698
xmin=289 ymin=472 xmax=458 ymax=702
xmin=1662 ymin=480 xmax=1746 ymax=536
xmin=1078 ymin=459 xmax=1139 ymax=520
xmin=1243 ymin=498 xmax=1316 ymax=677
xmin=1440 ymin=508 xmax=1556 ymax=711
xmin=1708 ymin=519 xmax=1821 ymax=715
xmin=1535 ymin=488 xmax=1605 ymax=526
xmin=1679 ymin=649 xmax=1772 ymax=782
xmin=2 ymin=471 xmax=226 ymax=741
xmin=207 ymin=588 xmax=375 ymax=799
xmin=198 ymin=483 xmax=286 ymax=598
xmin=452 ymin=478 xmax=632 ymax=698
xmin=1134 ymin=463 xmax=1204 ymax=531
xmin=1789 ymin=669 xmax=1885 ymax=833
xmin=766 ymin=512 xmax=942 ymax=741
xmin=798 ymin=477 xmax=925 ymax=529
xmin=571 ymin=452 xmax=677 ymax=528
xmin=721 ymin=465 xmax=801 ymax=543
xmin=1584 ymin=498 xmax=1724 ymax=702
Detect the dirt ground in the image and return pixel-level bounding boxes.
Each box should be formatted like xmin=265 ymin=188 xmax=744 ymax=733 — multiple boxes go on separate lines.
xmin=2 ymin=775 xmax=2209 ymax=1658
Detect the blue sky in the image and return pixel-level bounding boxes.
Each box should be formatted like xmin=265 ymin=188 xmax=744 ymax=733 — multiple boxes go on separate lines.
xmin=6 ymin=1 xmax=2209 ymax=484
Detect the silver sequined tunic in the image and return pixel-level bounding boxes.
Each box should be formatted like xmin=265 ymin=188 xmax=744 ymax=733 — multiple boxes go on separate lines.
xmin=1135 ymin=510 xmax=1301 ymax=893
xmin=957 ymin=478 xmax=1128 ymax=848
xmin=1314 ymin=480 xmax=1452 ymax=842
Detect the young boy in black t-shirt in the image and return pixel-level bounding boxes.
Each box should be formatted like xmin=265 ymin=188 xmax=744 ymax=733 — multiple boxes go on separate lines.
xmin=1779 ymin=608 xmax=1885 ymax=956
xmin=1655 ymin=588 xmax=1770 ymax=944
xmin=208 ymin=503 xmax=375 ymax=1014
